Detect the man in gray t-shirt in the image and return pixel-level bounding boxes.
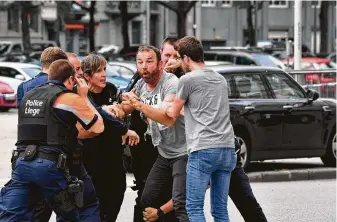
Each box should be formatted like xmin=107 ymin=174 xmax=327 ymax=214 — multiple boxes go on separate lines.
xmin=122 ymin=45 xmax=189 ymax=221
xmin=166 ymin=36 xmax=237 ymax=222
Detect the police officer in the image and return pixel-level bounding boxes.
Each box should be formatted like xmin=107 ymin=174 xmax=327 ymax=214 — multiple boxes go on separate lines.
xmin=17 ymin=47 xmax=68 ymax=105
xmin=0 ymin=59 xmax=103 ymax=221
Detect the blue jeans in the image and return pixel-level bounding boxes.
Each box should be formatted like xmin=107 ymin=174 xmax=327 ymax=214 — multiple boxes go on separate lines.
xmin=186 ymin=148 xmax=236 ymax=222
xmin=0 ymin=157 xmax=100 ymax=222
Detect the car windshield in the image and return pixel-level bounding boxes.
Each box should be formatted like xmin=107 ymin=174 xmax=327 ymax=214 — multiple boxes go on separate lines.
xmin=0 ymin=44 xmax=10 ymax=56
xmin=22 ymin=67 xmax=41 ymax=78
xmin=251 ymin=53 xmax=286 ymax=69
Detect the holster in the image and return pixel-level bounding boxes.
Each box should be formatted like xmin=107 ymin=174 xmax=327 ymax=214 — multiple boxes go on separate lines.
xmin=68 ymin=178 xmax=84 ymax=208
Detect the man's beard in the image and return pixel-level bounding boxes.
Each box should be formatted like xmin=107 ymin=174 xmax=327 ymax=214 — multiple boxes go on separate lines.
xmin=141 ymin=67 xmax=160 ymax=84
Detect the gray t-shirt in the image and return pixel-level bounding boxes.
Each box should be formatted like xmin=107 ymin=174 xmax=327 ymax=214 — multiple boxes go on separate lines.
xmin=177 ymin=68 xmax=235 ymax=154
xmin=135 ymin=72 xmax=187 ymax=159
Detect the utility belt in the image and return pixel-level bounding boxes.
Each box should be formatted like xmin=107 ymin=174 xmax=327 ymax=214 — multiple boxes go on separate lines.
xmin=11 ymin=145 xmax=84 ymax=208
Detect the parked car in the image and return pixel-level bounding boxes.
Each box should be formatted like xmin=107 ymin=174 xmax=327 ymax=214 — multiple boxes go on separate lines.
xmin=0 ymin=76 xmax=21 ymax=111
xmin=204 ymin=51 xmax=287 ymax=69
xmin=109 ymin=61 xmax=137 ymax=80
xmin=0 ymin=40 xmax=57 ymax=57
xmin=280 ymin=57 xmax=336 ymax=85
xmin=208 ymin=65 xmax=336 ymax=168
xmin=0 ymin=62 xmax=41 ymax=81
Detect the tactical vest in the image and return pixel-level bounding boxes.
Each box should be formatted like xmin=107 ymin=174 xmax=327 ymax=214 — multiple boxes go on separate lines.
xmin=17 ymin=83 xmax=79 ymax=154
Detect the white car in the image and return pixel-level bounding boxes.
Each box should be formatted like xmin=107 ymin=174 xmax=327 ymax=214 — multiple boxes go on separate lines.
xmin=0 ymin=62 xmax=41 ymax=111
xmin=0 ymin=62 xmax=41 ymax=82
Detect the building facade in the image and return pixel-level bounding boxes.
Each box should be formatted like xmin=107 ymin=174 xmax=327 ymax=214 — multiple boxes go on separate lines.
xmin=0 ymin=0 xmax=336 ymax=54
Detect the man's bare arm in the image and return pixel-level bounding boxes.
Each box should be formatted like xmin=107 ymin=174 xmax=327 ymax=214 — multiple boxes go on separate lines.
xmin=166 ymin=97 xmax=185 ymax=119
xmin=124 ymin=94 xmax=177 ymax=127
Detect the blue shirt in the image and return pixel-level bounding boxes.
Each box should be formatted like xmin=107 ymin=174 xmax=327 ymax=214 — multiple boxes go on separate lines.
xmin=17 ymin=72 xmax=48 ymax=106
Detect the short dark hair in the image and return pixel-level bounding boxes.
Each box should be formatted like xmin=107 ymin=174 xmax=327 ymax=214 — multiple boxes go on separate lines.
xmin=81 ymin=54 xmax=107 ymax=77
xmin=40 ymin=47 xmax=68 ymax=69
xmin=48 ymin=59 xmax=75 ymax=82
xmin=161 ymin=36 xmax=179 ymax=51
xmin=137 ymin=45 xmax=161 ymax=63
xmin=174 ymin=36 xmax=204 ymax=63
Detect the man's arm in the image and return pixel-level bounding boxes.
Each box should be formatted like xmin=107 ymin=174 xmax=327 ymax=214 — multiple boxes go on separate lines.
xmin=166 ymin=97 xmax=185 ymax=119
xmin=143 ymin=200 xmax=174 ymax=222
xmin=16 ymin=82 xmax=24 ymax=106
xmin=126 ymin=94 xmax=177 ymax=127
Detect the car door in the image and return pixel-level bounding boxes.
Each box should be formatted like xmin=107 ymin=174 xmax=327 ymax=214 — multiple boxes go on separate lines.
xmin=224 ymin=73 xmax=284 ymax=154
xmin=264 ymin=72 xmax=325 ymax=152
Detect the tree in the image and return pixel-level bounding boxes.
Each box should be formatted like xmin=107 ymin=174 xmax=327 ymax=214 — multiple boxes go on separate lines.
xmin=54 ymin=2 xmax=73 ymax=47
xmin=246 ymin=1 xmax=255 ymax=46
xmin=319 ymin=1 xmax=329 ymax=53
xmin=154 ymin=1 xmax=197 ymax=38
xmin=20 ymin=2 xmax=32 ymax=55
xmin=72 ymin=1 xmax=97 ymax=52
xmin=119 ymin=1 xmax=130 ymax=52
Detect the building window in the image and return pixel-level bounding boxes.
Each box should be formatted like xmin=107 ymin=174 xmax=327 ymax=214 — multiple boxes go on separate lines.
xmin=311 ymin=0 xmax=321 ymax=8
xmin=201 ymin=0 xmax=216 ymax=7
xmin=269 ymin=0 xmax=288 ymax=8
xmin=7 ymin=6 xmax=20 ymax=32
xmin=221 ymin=0 xmax=232 ymax=7
xmin=132 ymin=21 xmax=141 ymax=45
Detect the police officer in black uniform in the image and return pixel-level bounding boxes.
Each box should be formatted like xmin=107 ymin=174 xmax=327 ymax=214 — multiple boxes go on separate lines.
xmin=0 ymin=59 xmax=103 ymax=221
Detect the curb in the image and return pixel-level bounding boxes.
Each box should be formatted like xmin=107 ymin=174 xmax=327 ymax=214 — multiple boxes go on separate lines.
xmin=247 ymin=168 xmax=336 ymax=182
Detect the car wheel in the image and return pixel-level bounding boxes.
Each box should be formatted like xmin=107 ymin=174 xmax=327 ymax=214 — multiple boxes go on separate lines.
xmin=236 ymin=132 xmax=251 ymax=169
xmin=321 ymin=131 xmax=336 ymax=167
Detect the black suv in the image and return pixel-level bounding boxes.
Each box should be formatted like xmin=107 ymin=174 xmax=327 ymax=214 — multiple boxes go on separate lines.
xmin=210 ymin=66 xmax=336 ymax=168
xmin=123 ymin=66 xmax=336 ymax=169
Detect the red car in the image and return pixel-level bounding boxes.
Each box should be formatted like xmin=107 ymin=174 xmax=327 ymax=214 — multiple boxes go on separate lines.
xmin=0 ymin=79 xmax=17 ymax=111
xmin=281 ymin=57 xmax=336 ymax=84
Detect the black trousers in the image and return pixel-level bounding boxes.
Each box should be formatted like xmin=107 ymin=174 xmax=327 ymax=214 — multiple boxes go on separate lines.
xmin=82 ymin=143 xmax=126 ymax=222
xmin=130 ymin=135 xmax=175 ymax=222
xmin=140 ymin=154 xmax=189 ymax=222
xmin=229 ymin=166 xmax=268 ymax=222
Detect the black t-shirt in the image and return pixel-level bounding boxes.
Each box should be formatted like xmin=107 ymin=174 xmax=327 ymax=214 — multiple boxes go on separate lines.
xmin=88 ymin=82 xmax=119 ymax=107
xmin=82 ymin=82 xmax=124 ymax=173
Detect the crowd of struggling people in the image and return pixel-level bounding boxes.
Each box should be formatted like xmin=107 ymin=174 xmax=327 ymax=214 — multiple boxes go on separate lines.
xmin=0 ymin=36 xmax=269 ymax=222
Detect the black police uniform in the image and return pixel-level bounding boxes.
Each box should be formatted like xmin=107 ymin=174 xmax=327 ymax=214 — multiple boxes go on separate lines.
xmin=82 ymin=82 xmax=128 ymax=222
xmin=0 ymin=82 xmax=100 ymax=221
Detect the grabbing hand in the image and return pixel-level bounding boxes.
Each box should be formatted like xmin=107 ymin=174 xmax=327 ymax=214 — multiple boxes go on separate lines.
xmin=102 ymin=104 xmax=126 ymax=119
xmin=122 ymin=130 xmax=140 ymax=146
xmin=164 ymin=58 xmax=181 ymax=73
xmin=121 ymin=88 xmax=139 ymax=101
xmin=143 ymin=208 xmax=159 ymax=222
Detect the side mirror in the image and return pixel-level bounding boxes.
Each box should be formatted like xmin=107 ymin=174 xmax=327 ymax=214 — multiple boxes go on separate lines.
xmin=307 ymin=89 xmax=319 ymax=102
xmin=14 ymin=74 xmax=25 ymax=81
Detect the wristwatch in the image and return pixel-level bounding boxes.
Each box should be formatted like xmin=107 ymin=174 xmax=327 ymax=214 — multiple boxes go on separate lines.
xmin=157 ymin=208 xmax=165 ymax=218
